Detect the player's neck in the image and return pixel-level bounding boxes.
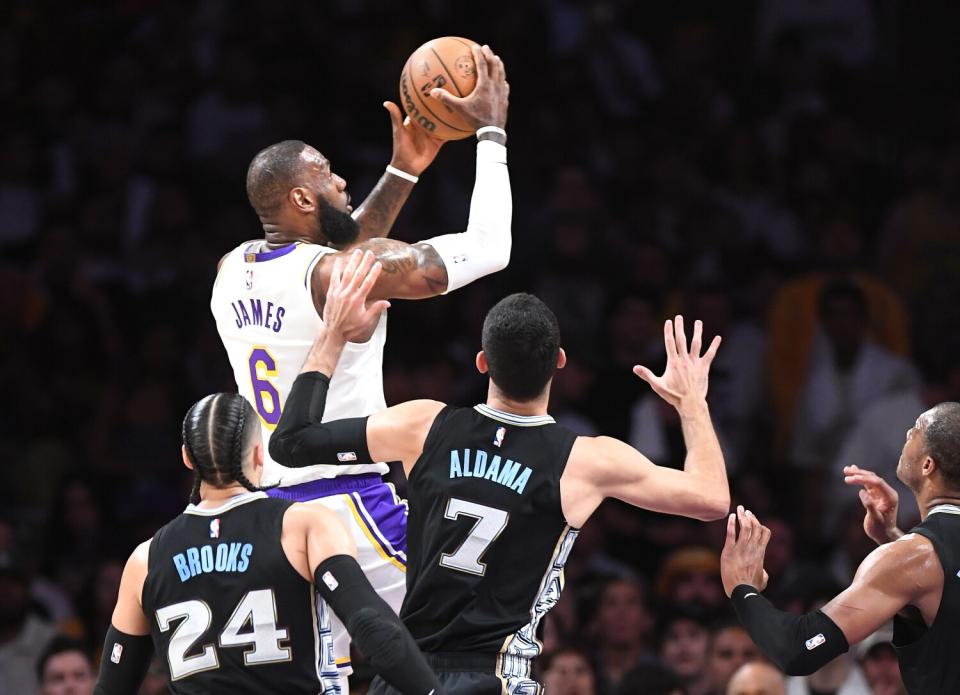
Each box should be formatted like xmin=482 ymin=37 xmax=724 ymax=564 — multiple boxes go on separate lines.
xmin=196 ymin=482 xmax=254 ymax=507
xmin=921 ymin=492 xmax=960 ymax=519
xmin=262 ymin=227 xmax=317 ymax=248
xmin=485 ymin=384 xmax=550 ymax=417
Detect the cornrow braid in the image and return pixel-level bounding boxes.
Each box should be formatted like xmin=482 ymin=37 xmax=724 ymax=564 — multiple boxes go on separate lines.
xmin=229 ymin=401 xmax=260 ymax=495
xmin=181 ymin=393 xmax=262 ymax=504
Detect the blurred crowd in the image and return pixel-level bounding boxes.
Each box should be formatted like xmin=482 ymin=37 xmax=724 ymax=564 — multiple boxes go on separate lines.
xmin=3 ymin=1 xmax=960 ymax=694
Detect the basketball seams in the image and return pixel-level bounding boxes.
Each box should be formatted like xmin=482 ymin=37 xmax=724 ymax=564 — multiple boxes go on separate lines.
xmin=405 ymin=61 xmax=472 ymax=135
xmin=428 ymin=46 xmax=465 ymax=98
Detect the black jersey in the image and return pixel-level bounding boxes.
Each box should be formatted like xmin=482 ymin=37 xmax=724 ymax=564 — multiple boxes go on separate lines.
xmin=141 ymin=492 xmax=339 ymax=695
xmin=401 ymin=404 xmax=578 ymax=661
xmin=893 ymin=505 xmax=960 ymax=694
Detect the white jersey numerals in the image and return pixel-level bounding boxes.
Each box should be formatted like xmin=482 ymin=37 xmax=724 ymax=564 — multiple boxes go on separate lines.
xmin=156 ymin=600 xmax=218 ymax=680
xmin=439 ymin=498 xmax=510 ymax=576
xmin=157 ymin=589 xmax=290 ymax=680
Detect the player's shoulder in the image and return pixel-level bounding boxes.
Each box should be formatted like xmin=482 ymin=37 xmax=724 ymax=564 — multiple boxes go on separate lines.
xmin=283 ymin=501 xmax=346 ymax=536
xmin=130 ymin=539 xmax=151 ymax=565
xmin=569 ymin=435 xmax=634 ymax=463
xmin=860 ymin=533 xmax=941 ymax=589
xmin=123 ymin=539 xmax=152 ymax=584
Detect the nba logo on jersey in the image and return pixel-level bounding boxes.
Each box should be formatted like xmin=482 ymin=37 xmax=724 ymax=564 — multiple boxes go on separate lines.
xmin=245 ymin=269 xmax=254 ymax=290
xmin=493 ymin=426 xmax=506 ymax=447
xmin=210 ymin=518 xmax=221 ymax=538
xmin=110 ymin=642 xmax=123 ymax=664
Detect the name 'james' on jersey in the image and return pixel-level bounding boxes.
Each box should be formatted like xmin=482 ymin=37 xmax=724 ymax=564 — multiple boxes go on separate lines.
xmin=401 ymin=404 xmax=579 ymax=670
xmin=211 ymin=240 xmax=388 ymax=486
xmin=141 ymin=492 xmax=342 ymax=694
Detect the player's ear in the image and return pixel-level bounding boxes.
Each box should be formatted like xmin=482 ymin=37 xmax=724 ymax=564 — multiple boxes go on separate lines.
xmin=556 ymin=347 xmax=567 ymax=370
xmin=251 ymin=440 xmax=264 ymax=480
xmin=923 ymin=454 xmax=936 ymax=479
xmin=181 ymin=445 xmax=194 ymax=471
xmin=476 ymin=350 xmax=489 ymax=374
xmin=290 ymin=187 xmax=315 ymax=212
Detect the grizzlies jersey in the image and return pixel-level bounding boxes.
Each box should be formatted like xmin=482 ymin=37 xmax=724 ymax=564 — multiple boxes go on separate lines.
xmin=894 ymin=504 xmax=960 ymax=694
xmin=401 ymin=404 xmax=579 ymax=663
xmin=141 ymin=492 xmax=340 ymax=694
xmin=211 ymin=240 xmax=388 ymax=486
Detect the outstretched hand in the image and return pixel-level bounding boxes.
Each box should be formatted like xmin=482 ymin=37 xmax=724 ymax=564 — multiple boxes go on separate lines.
xmin=384 ymin=101 xmax=444 ymax=176
xmin=720 ymin=506 xmax=771 ymax=597
xmin=323 ymin=250 xmax=391 ymax=343
xmin=843 ymin=465 xmax=902 ymax=545
xmin=430 ymin=44 xmax=509 ymax=131
xmin=633 ymin=316 xmax=721 ymax=414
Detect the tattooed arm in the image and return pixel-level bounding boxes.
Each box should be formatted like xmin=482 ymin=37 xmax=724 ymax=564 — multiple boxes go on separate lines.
xmin=350 ymin=174 xmax=415 ymax=243
xmin=311 ymin=238 xmax=448 ymax=312
xmin=350 ymin=102 xmax=444 ymax=242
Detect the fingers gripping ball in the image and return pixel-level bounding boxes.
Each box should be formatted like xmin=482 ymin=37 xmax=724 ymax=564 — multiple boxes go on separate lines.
xmin=400 ymin=36 xmax=478 ymax=140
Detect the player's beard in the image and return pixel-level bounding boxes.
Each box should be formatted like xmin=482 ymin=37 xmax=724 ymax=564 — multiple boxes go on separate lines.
xmin=317 ymin=198 xmax=360 ymax=247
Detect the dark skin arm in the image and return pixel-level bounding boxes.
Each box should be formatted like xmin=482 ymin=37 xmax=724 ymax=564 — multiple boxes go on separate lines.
xmin=310 ymin=238 xmax=448 ymax=313
xmin=351 ymin=102 xmax=444 ymax=243
xmin=721 ymin=506 xmax=944 ymax=646
xmin=310 ymin=45 xmax=510 ymax=311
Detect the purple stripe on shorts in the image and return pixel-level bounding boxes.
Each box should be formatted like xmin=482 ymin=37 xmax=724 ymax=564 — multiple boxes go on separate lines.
xmin=267 ymin=473 xmax=383 ymax=501
xmin=353 ymin=483 xmax=408 ymax=556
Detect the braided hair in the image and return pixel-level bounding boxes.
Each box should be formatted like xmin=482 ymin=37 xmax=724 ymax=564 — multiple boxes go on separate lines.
xmin=182 ymin=393 xmax=262 ymax=504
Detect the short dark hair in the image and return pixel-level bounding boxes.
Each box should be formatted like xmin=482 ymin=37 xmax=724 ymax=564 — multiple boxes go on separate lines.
xmin=925 ymin=402 xmax=960 ymax=487
xmin=481 ymin=293 xmax=561 ymax=401
xmin=182 ymin=393 xmax=262 ymax=504
xmin=246 ymin=140 xmax=307 ymax=215
xmin=37 ymin=636 xmax=92 ymax=681
xmin=817 ymin=278 xmax=868 ymax=318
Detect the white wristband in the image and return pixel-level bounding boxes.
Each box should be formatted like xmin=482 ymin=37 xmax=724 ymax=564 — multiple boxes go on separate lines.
xmin=476 ymin=126 xmax=507 ymax=140
xmin=385 ymin=165 xmax=419 ymax=183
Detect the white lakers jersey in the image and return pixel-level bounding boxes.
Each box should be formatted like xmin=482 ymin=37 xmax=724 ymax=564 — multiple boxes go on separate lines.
xmin=211 ymin=240 xmax=389 ymax=486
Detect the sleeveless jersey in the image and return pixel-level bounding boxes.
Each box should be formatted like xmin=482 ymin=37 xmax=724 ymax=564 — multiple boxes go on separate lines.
xmin=401 ymin=404 xmax=579 ymax=662
xmin=893 ymin=504 xmax=960 ymax=694
xmin=211 ymin=240 xmax=388 ymax=486
xmin=141 ymin=492 xmax=340 ymax=694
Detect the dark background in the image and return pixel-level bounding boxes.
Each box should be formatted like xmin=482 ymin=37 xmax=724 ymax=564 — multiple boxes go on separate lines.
xmin=3 ymin=1 xmax=960 ymax=693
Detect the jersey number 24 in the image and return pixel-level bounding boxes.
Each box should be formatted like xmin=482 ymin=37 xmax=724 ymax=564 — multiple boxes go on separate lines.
xmin=156 ymin=589 xmax=290 ymax=680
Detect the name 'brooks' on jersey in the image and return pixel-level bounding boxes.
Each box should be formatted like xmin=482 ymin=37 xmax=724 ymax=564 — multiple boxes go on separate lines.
xmin=141 ymin=493 xmax=341 ymax=695
xmin=401 ymin=404 xmax=578 ymax=675
xmin=211 ymin=240 xmax=388 ymax=486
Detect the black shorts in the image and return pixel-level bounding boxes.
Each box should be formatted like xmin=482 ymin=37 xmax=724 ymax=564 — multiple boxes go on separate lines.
xmin=368 ymin=652 xmax=540 ymax=695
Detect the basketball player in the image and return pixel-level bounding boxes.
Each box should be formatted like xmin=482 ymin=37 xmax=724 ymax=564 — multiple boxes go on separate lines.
xmin=94 ymin=254 xmax=441 ymax=695
xmin=211 ymin=43 xmax=510 ymax=683
xmin=269 ymin=292 xmax=731 ymax=693
xmin=720 ymin=404 xmax=960 ymax=694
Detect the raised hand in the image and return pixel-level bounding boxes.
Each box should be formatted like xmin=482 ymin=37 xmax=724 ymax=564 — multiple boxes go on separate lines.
xmin=843 ymin=465 xmax=902 ymax=545
xmin=323 ymin=250 xmax=391 ymax=343
xmin=383 ymin=101 xmax=444 ymax=176
xmin=430 ymin=44 xmax=509 ymax=131
xmin=721 ymin=506 xmax=772 ymax=597
xmin=633 ymin=316 xmax=721 ymax=415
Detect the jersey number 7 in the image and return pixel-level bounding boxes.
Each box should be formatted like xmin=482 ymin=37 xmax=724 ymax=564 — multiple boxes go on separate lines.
xmin=439 ymin=498 xmax=510 ymax=576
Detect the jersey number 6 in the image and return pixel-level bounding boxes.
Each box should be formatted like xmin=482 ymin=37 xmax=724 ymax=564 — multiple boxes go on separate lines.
xmin=248 ymin=347 xmax=282 ymax=428
xmin=440 ymin=498 xmax=510 ymax=576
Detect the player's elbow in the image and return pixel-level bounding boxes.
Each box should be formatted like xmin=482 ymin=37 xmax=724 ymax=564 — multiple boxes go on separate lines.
xmin=492 ymin=245 xmax=510 ymax=272
xmin=782 ymin=658 xmax=819 ymax=678
xmin=692 ymin=490 xmax=730 ymax=521
xmin=268 ymin=435 xmax=290 ymax=465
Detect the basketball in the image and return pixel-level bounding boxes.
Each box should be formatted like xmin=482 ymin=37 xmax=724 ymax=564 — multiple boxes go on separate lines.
xmin=400 ymin=36 xmax=479 ymax=141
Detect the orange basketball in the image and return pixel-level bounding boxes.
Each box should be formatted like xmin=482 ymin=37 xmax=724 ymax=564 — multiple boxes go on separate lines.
xmin=399 ymin=36 xmax=479 ymax=141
